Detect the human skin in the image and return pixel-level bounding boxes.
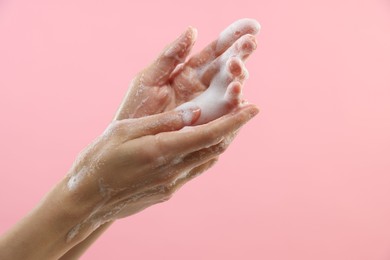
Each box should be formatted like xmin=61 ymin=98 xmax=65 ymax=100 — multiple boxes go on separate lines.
xmin=0 ymin=19 xmax=260 ymax=259
xmin=60 ymin=18 xmax=260 ymax=259
xmin=114 ymin=18 xmax=259 ymax=121
xmin=0 ymin=105 xmax=259 ymax=260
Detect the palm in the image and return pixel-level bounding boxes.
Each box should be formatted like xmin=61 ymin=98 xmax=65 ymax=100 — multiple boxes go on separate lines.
xmin=114 ymin=19 xmax=259 ymax=121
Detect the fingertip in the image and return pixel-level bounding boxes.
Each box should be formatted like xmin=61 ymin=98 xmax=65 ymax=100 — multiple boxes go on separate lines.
xmin=187 ymin=26 xmax=198 ymax=42
xmin=241 ymin=103 xmax=260 ymax=118
xmin=225 ymin=81 xmax=242 ymax=104
xmin=231 ymin=82 xmax=242 ymax=94
xmin=251 ymin=105 xmax=260 ymax=117
xmin=250 ymin=19 xmax=261 ymax=34
xmin=237 ymin=18 xmax=261 ymax=34
xmin=146 ymin=26 xmax=197 ymax=85
xmin=228 ymin=57 xmax=243 ymax=77
xmin=239 ymin=34 xmax=257 ymax=54
xmin=165 ymin=27 xmax=196 ymax=60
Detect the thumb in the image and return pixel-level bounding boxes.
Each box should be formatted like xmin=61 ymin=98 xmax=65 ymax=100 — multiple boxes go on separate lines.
xmin=118 ymin=105 xmax=201 ymax=140
xmin=143 ymin=26 xmax=197 ymax=86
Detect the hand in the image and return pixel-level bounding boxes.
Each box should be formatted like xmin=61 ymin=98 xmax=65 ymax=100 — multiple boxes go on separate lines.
xmin=114 ymin=18 xmax=260 ymax=124
xmin=61 ymin=18 xmax=261 ymax=259
xmin=61 ymin=19 xmax=260 ymax=259
xmin=65 ymin=104 xmax=259 ymax=243
xmin=0 ymin=19 xmax=262 ymax=260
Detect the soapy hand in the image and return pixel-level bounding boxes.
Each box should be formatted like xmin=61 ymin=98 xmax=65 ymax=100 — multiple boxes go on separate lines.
xmin=65 ymin=104 xmax=259 ymax=243
xmin=114 ymin=18 xmax=260 ymax=124
xmin=0 ymin=19 xmax=262 ymax=260
xmin=60 ymin=18 xmax=261 ymax=258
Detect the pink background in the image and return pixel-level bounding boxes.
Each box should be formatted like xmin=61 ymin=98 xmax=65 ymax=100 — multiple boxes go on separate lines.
xmin=1 ymin=0 xmax=390 ymax=259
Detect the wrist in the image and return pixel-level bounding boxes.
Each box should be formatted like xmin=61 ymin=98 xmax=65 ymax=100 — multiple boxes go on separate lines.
xmin=0 ymin=175 xmax=96 ymax=260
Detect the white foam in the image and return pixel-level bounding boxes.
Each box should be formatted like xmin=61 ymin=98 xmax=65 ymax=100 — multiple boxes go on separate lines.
xmin=175 ymin=19 xmax=261 ymax=125
xmin=176 ymin=102 xmax=200 ymax=125
xmin=216 ymin=18 xmax=260 ymax=52
xmin=177 ymin=58 xmax=239 ymax=125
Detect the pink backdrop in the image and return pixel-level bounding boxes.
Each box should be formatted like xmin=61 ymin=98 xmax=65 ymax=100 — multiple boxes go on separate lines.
xmin=1 ymin=0 xmax=390 ymax=259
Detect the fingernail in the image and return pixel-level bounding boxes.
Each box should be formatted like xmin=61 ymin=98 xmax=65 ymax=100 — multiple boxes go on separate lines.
xmin=190 ymin=108 xmax=201 ymax=124
xmin=176 ymin=103 xmax=201 ymax=125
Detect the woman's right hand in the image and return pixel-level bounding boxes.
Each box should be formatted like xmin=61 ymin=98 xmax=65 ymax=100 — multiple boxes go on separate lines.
xmin=64 ymin=103 xmax=259 ymax=244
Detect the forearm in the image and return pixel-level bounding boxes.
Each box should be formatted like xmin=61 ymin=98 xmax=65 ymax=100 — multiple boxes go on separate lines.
xmin=0 ymin=178 xmax=90 ymax=260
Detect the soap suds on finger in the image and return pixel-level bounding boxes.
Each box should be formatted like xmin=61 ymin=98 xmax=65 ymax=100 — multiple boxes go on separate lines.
xmin=177 ymin=53 xmax=249 ymax=125
xmin=216 ymin=18 xmax=260 ymax=53
xmin=175 ymin=102 xmax=200 ymax=125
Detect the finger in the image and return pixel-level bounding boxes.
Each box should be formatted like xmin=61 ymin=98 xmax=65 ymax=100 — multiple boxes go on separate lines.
xmin=221 ymin=56 xmax=249 ymax=83
xmin=217 ymin=33 xmax=257 ymax=63
xmin=127 ymin=158 xmax=218 ymax=204
xmin=197 ymin=57 xmax=246 ymax=101
xmin=230 ymin=58 xmax=249 ymax=83
xmin=174 ymin=124 xmax=243 ymax=172
xmin=152 ymin=104 xmax=259 ymax=160
xmin=199 ymin=35 xmax=255 ymax=86
xmin=234 ymin=34 xmax=258 ymax=61
xmin=145 ymin=148 xmax=220 ymax=188
xmin=153 ymin=158 xmax=219 ymax=200
xmin=147 ymin=124 xmax=243 ymax=187
xmin=228 ymin=57 xmax=243 ymax=77
xmin=127 ymin=126 xmax=242 ymax=194
xmin=111 ymin=105 xmax=201 ymax=141
xmin=224 ymin=81 xmax=242 ymax=107
xmin=143 ymin=26 xmax=197 ymax=86
xmin=172 ymin=158 xmax=219 ymax=192
xmin=175 ymin=140 xmax=227 ymax=171
xmin=187 ymin=18 xmax=260 ymax=68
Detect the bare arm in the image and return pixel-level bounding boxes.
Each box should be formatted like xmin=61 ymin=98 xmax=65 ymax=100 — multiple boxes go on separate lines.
xmin=59 ymin=222 xmax=113 ymax=260
xmin=0 ymin=18 xmax=260 ymax=260
xmin=0 ymin=104 xmax=258 ymax=260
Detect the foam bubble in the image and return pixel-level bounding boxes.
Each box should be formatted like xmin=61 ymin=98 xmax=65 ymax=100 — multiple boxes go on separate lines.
xmin=176 ymin=60 xmax=238 ymax=125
